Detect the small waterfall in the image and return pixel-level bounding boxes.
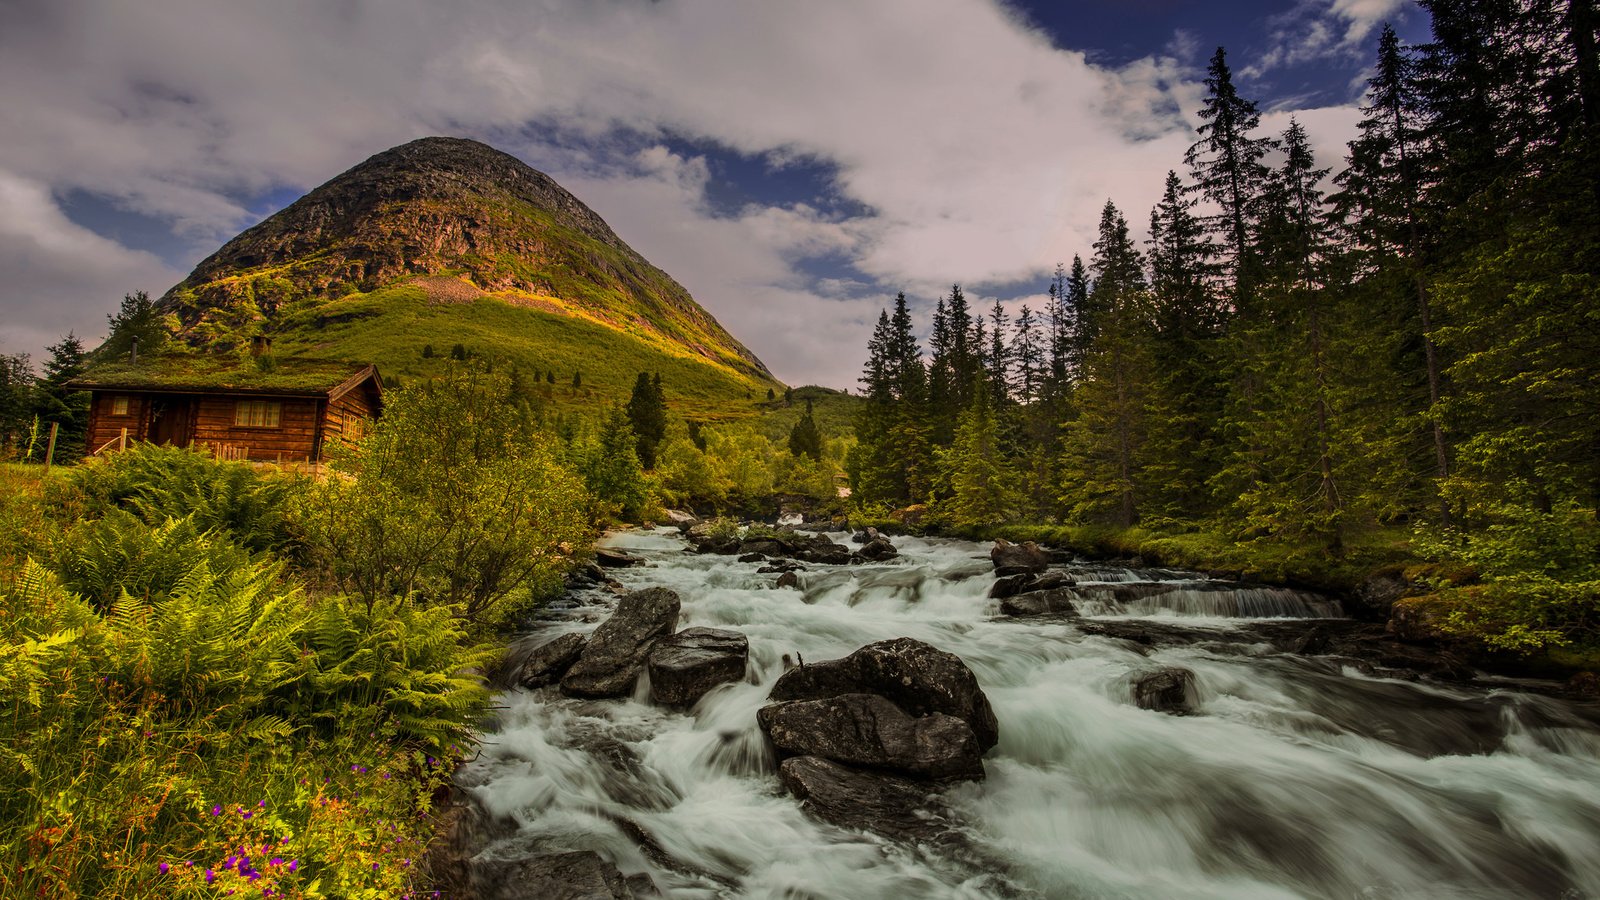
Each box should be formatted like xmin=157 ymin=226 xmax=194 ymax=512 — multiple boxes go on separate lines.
xmin=1068 ymin=581 xmax=1345 ymax=619
xmin=458 ymin=527 xmax=1600 ymax=899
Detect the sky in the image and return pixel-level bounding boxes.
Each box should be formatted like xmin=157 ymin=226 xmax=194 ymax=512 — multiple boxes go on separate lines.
xmin=0 ymin=0 xmax=1430 ymax=389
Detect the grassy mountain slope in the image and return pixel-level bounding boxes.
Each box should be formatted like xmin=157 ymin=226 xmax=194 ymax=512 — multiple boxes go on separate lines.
xmin=143 ymin=136 xmax=781 ymax=415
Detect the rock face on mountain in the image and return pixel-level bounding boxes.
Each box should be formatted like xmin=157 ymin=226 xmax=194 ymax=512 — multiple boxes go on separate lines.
xmin=157 ymin=136 xmax=771 ymax=384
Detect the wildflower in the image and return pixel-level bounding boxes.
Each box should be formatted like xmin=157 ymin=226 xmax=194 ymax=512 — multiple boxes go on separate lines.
xmin=372 ymin=862 xmax=380 ymax=871
xmin=288 ymin=860 xmax=299 ymax=873
xmin=243 ymin=811 xmax=253 ymax=820
xmin=258 ymin=800 xmax=267 ymax=808
xmin=159 ymin=862 xmax=170 ymax=875
xmin=270 ymin=857 xmax=283 ymax=866
xmin=205 ymin=869 xmax=216 ymax=884
xmin=212 ymin=805 xmax=223 ymax=816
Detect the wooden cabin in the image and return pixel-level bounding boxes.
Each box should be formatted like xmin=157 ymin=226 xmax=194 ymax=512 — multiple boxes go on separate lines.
xmin=71 ymin=356 xmax=383 ymax=464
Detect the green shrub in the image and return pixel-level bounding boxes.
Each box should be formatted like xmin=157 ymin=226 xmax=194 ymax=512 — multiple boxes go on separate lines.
xmin=62 ymin=444 xmax=298 ymax=553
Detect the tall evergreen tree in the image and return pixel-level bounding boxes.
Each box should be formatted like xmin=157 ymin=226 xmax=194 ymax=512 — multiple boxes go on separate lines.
xmin=32 ymin=333 xmax=90 ymax=462
xmin=1184 ymin=47 xmax=1275 ymax=309
xmin=1060 ymin=202 xmax=1154 ymax=526
xmin=985 ymin=300 xmax=1011 ymax=405
xmin=789 ymin=399 xmax=824 ymax=460
xmin=1011 ymin=305 xmax=1043 ymax=403
xmin=626 ymin=371 xmax=668 ymax=469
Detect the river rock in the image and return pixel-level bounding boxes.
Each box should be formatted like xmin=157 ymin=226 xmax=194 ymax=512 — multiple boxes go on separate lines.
xmin=758 ymin=693 xmax=985 ymax=780
xmin=686 ymin=523 xmax=739 ymax=554
xmin=561 ymin=588 xmax=681 ymax=698
xmin=1388 ymin=595 xmax=1454 ymax=643
xmin=595 ymin=548 xmax=645 ymax=568
xmin=991 ymin=539 xmax=1050 ymax=577
xmin=1000 ymin=588 xmax=1080 ymax=618
xmin=470 ymin=850 xmax=635 ymax=900
xmin=850 ymin=527 xmax=882 ymax=544
xmin=769 ymin=637 xmax=999 ymax=752
xmin=739 ymin=539 xmax=785 ymax=557
xmin=1131 ymin=667 xmax=1197 ymax=714
xmin=517 ymin=632 xmax=588 ymax=688
xmin=776 ymin=571 xmax=801 ymax=589
xmin=990 ymin=570 xmax=1074 ymax=599
xmin=647 ymin=627 xmax=749 ymax=707
xmin=778 ymin=756 xmax=956 ymax=843
xmin=855 ymin=537 xmax=899 ymax=561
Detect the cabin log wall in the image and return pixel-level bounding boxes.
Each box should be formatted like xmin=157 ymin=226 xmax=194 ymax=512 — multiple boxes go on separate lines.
xmin=191 ymin=397 xmax=322 ymax=462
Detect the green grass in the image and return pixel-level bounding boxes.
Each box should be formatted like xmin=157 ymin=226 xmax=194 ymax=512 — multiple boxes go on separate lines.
xmin=72 ymin=355 xmax=368 ymax=394
xmin=260 ymin=286 xmax=783 ymax=421
xmin=753 ymin=385 xmax=865 ymax=441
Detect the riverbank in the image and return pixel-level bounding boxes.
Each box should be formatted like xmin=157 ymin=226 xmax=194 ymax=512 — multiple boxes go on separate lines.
xmin=850 ymin=514 xmax=1600 ymax=684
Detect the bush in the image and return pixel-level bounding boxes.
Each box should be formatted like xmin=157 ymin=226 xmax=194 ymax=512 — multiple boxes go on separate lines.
xmin=296 ymin=367 xmax=591 ymax=629
xmin=63 ymin=444 xmax=299 ymax=553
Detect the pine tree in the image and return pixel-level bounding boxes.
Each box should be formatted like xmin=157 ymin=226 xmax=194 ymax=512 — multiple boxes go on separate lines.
xmin=627 ymin=372 xmax=668 ymax=469
xmin=586 ymin=406 xmax=647 ymax=519
xmin=986 ymin=300 xmax=1011 ymax=405
xmin=33 ymin=333 xmax=90 ymax=461
xmin=1060 ymin=202 xmax=1155 ymax=526
xmin=788 ymin=399 xmax=823 ymax=460
xmin=1144 ymin=170 xmax=1224 ymax=516
xmin=939 ymin=376 xmax=1015 ymax=525
xmin=1184 ymin=47 xmax=1275 ymax=309
xmin=572 ymin=371 xmax=582 ymax=389
xmin=101 ymin=290 xmax=168 ymax=361
xmin=1011 ymin=305 xmax=1043 ymax=403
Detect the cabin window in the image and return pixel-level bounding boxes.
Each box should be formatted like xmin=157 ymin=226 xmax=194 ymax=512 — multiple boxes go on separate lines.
xmin=345 ymin=413 xmax=366 ymax=440
xmin=234 ymin=400 xmax=281 ymax=428
xmin=110 ymin=396 xmax=130 ymax=416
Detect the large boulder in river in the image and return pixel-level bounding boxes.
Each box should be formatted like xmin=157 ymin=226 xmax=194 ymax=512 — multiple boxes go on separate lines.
xmin=561 ymin=588 xmax=681 ymax=698
xmin=517 ymin=633 xmax=588 ymax=688
xmin=647 ymin=627 xmax=748 ymax=707
xmin=778 ymin=756 xmax=957 ymax=844
xmin=1000 ymin=589 xmax=1080 ymax=618
xmin=1131 ymin=667 xmax=1197 ymax=715
xmin=990 ymin=570 xmax=1074 ymax=599
xmin=854 ymin=537 xmax=899 ymax=561
xmin=469 ymin=850 xmax=635 ymax=900
xmin=769 ymin=637 xmax=999 ymax=752
xmin=990 ymin=539 xmax=1050 ymax=576
xmin=758 ymin=693 xmax=985 ymax=780
xmin=594 ymin=548 xmax=645 ymax=568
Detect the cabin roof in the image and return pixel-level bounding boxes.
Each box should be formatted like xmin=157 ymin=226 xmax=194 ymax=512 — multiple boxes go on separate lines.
xmin=68 ymin=355 xmax=384 ymax=401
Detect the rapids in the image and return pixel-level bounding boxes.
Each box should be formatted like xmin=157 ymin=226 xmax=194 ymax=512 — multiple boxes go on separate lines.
xmin=457 ymin=528 xmax=1600 ymax=899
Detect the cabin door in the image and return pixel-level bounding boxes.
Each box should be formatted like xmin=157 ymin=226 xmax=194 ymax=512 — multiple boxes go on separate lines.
xmin=149 ymin=398 xmax=194 ymax=447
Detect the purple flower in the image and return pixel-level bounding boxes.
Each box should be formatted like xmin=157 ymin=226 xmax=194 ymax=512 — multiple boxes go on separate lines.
xmin=288 ymin=860 xmax=299 ymax=873
xmin=270 ymin=857 xmax=283 ymax=867
xmin=212 ymin=805 xmax=222 ymax=816
xmin=159 ymin=862 xmax=169 ymax=875
xmin=258 ymin=800 xmax=266 ymax=808
xmin=372 ymin=862 xmax=380 ymax=871
xmin=205 ymin=869 xmax=216 ymax=884
xmin=243 ymin=811 xmax=253 ymax=820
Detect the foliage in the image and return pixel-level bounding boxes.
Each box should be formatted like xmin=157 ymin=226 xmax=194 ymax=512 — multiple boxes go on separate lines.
xmin=65 ymin=443 xmax=299 ymax=552
xmin=296 ymin=366 xmax=590 ymax=629
xmin=787 ymin=399 xmax=823 ymax=460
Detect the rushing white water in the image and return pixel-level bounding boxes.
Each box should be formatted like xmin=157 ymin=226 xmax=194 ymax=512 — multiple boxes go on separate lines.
xmin=459 ymin=528 xmax=1600 ymax=899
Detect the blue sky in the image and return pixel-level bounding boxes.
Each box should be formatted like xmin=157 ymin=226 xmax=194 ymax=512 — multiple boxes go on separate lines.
xmin=0 ymin=0 xmax=1424 ymax=387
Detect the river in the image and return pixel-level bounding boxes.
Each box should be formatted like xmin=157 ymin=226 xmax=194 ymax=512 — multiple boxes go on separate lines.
xmin=457 ymin=528 xmax=1600 ymax=899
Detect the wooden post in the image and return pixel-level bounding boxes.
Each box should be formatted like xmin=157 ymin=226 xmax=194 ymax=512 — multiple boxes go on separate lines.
xmin=120 ymin=427 xmax=128 ymax=451
xmin=44 ymin=422 xmax=59 ymax=473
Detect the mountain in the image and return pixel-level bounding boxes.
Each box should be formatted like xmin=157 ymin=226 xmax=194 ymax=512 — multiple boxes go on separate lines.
xmin=155 ymin=136 xmax=778 ymax=416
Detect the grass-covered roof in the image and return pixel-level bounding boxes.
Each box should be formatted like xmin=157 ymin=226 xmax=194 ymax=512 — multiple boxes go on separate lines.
xmin=71 ymin=353 xmax=376 ymax=396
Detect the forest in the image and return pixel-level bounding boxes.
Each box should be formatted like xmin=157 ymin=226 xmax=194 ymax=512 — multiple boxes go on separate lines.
xmin=847 ymin=1 xmax=1598 ymax=656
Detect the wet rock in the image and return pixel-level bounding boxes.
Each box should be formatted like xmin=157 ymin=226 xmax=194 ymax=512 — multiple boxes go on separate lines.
xmin=686 ymin=523 xmax=739 ymax=554
xmin=625 ymin=873 xmax=661 ymax=898
xmin=769 ymin=637 xmax=999 ymax=752
xmin=738 ymin=552 xmax=767 ymax=563
xmin=758 ymin=561 xmax=804 ymax=574
xmin=517 ymin=633 xmax=588 ymax=688
xmin=999 ymin=589 xmax=1080 ymax=618
xmin=850 ymin=527 xmax=881 ymax=544
xmin=471 ymin=850 xmax=634 ymax=900
xmin=664 ymin=509 xmax=698 ymax=528
xmin=561 ymin=588 xmax=681 ymax=698
xmin=794 ymin=536 xmax=852 ymax=565
xmin=1567 ymin=671 xmax=1600 ymax=699
xmin=418 ymin=794 xmax=517 ymax=898
xmin=855 ymin=537 xmax=899 ymax=561
xmin=990 ymin=570 xmax=1075 ymax=600
xmin=1388 ymin=595 xmax=1454 ymax=643
xmin=739 ymin=540 xmax=785 ymax=557
xmin=758 ymin=693 xmax=985 ymax=780
xmin=647 ymin=627 xmax=749 ymax=707
xmin=1131 ymin=667 xmax=1197 ymax=714
xmin=776 ymin=571 xmax=801 ymax=589
xmin=778 ymin=756 xmax=956 ymax=843
xmin=990 ymin=538 xmax=1050 ymax=577
xmin=595 ymin=548 xmax=645 ymax=568
xmin=1351 ymin=573 xmax=1415 ymax=620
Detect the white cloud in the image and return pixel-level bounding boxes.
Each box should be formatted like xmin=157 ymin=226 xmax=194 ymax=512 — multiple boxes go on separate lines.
xmin=1243 ymin=0 xmax=1409 ymax=79
xmin=0 ymin=169 xmax=183 ymax=361
xmin=0 ymin=0 xmax=1369 ymax=386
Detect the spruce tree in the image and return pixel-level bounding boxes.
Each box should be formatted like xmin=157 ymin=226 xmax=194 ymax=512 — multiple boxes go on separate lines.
xmin=788 ymin=399 xmax=823 ymax=460
xmin=1011 ymin=305 xmax=1043 ymax=403
xmin=33 ymin=333 xmax=90 ymax=461
xmin=627 ymin=371 xmax=668 ymax=469
xmin=1184 ymin=47 xmax=1275 ymax=309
